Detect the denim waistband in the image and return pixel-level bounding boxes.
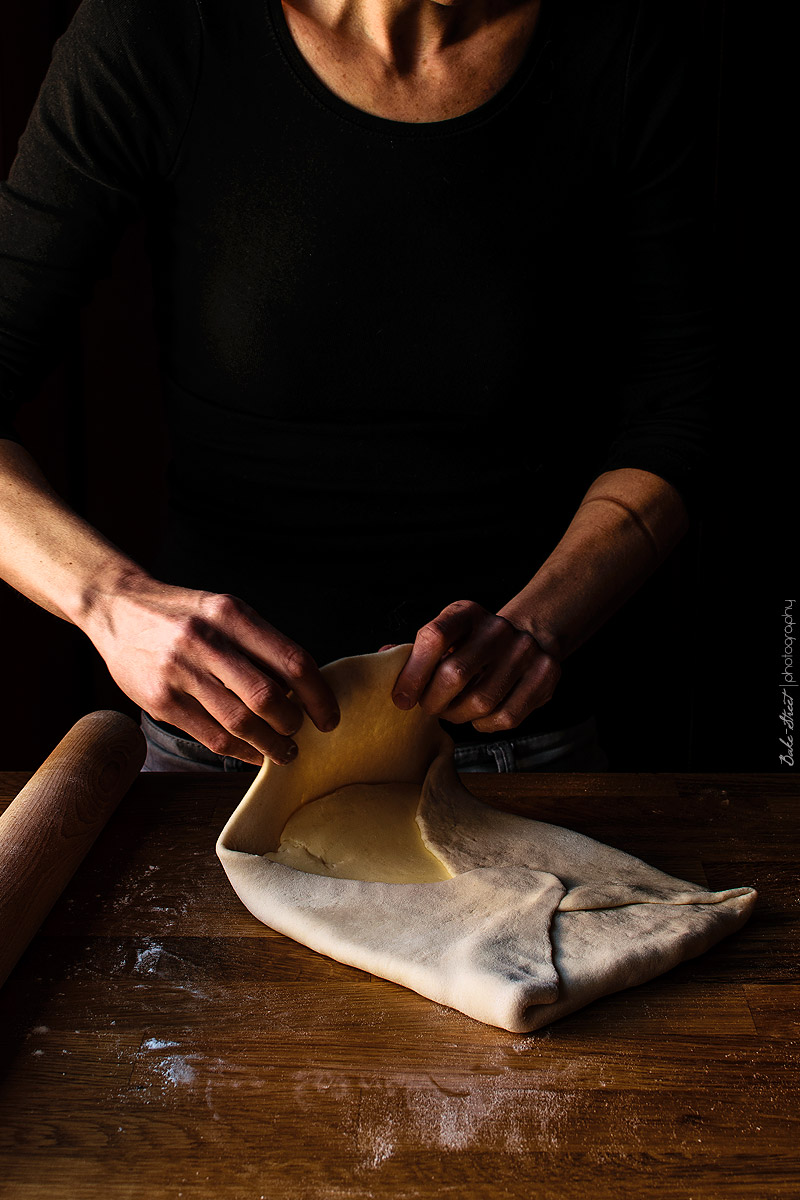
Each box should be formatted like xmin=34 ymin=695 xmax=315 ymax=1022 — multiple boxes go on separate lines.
xmin=452 ymin=717 xmax=606 ymax=772
xmin=140 ymin=711 xmax=606 ymax=774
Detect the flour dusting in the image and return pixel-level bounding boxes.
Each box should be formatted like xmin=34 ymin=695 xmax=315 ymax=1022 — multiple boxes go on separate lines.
xmin=356 ymin=1076 xmax=578 ymax=1167
xmin=152 ymin=1055 xmax=196 ymax=1087
xmin=133 ymin=943 xmax=164 ymax=975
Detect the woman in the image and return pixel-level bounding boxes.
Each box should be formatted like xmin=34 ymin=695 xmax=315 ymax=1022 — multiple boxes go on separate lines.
xmin=0 ymin=0 xmax=715 ymax=771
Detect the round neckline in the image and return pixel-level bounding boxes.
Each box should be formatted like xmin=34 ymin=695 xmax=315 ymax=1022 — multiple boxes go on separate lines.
xmin=266 ymin=0 xmax=552 ymax=137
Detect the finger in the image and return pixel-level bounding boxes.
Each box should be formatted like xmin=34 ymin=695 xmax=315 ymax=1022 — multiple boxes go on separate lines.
xmin=439 ymin=633 xmax=539 ymax=724
xmin=165 ymin=696 xmax=267 ymax=767
xmin=471 ymin=654 xmax=562 ymax=734
xmin=274 ymin=641 xmax=341 ymax=733
xmin=184 ymin=671 xmax=300 ymax=765
xmin=392 ymin=601 xmax=480 ymax=709
xmin=417 ymin=616 xmax=518 ymax=716
xmin=205 ymin=595 xmax=340 ymax=732
xmin=195 ymin=640 xmax=304 ymax=737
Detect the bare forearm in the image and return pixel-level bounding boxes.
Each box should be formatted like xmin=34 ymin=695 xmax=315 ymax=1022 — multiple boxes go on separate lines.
xmin=499 ymin=467 xmax=690 ymax=661
xmin=0 ymin=438 xmax=339 ymax=765
xmin=0 ymin=438 xmax=146 ymax=629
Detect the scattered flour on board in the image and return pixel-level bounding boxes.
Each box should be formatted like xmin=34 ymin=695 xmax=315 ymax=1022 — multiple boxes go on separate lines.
xmin=129 ymin=939 xmax=210 ymax=999
xmin=134 ymin=1029 xmax=197 ymax=1090
xmin=130 ymin=1043 xmax=235 ymax=1101
xmin=133 ymin=943 xmax=165 ymax=975
xmin=108 ymin=862 xmax=188 ymax=918
xmin=356 ymin=1077 xmax=579 ymax=1169
xmin=131 ymin=1050 xmax=197 ymax=1090
xmin=154 ymin=1056 xmax=196 ymax=1086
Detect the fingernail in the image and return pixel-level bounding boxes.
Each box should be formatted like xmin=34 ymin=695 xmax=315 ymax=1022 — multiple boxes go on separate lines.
xmin=393 ymin=692 xmax=412 ymax=710
xmin=277 ymin=743 xmax=297 ymax=765
xmin=321 ymin=713 xmax=339 ymax=732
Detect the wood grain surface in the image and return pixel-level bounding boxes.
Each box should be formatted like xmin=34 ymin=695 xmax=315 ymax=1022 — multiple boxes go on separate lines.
xmin=0 ymin=770 xmax=797 ymax=1200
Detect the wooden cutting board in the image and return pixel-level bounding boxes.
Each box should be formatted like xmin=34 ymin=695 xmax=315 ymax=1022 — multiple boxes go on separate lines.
xmin=0 ymin=769 xmax=797 ymax=1199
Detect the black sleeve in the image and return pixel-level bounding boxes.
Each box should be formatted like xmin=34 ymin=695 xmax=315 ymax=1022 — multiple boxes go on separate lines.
xmin=594 ymin=0 xmax=720 ymax=519
xmin=0 ymin=0 xmax=203 ymax=440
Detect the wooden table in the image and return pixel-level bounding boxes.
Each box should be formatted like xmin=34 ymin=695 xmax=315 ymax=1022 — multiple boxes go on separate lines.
xmin=0 ymin=771 xmax=797 ymax=1199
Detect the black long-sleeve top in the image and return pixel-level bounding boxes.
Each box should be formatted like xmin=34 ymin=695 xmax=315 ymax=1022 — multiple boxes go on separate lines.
xmin=0 ymin=0 xmax=716 ymax=739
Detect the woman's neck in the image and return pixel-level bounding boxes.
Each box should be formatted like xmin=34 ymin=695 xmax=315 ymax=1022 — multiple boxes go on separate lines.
xmin=280 ymin=0 xmax=541 ymax=122
xmin=286 ymin=0 xmax=528 ymax=72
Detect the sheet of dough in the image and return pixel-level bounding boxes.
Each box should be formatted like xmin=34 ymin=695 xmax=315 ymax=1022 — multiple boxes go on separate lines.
xmin=264 ymin=782 xmax=451 ymax=882
xmin=217 ymin=645 xmax=757 ymax=1033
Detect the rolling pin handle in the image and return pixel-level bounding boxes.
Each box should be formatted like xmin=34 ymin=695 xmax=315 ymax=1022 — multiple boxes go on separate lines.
xmin=0 ymin=710 xmax=146 ymax=988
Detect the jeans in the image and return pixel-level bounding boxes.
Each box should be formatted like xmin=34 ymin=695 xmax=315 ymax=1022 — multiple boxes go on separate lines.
xmin=140 ymin=711 xmax=608 ymax=774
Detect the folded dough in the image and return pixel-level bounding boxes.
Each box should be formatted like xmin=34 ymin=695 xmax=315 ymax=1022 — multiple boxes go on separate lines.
xmin=217 ymin=645 xmax=757 ymax=1033
xmin=263 ymin=781 xmax=451 ymax=882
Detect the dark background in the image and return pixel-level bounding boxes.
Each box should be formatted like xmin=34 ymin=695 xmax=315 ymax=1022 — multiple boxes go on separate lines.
xmin=0 ymin=0 xmax=790 ymax=772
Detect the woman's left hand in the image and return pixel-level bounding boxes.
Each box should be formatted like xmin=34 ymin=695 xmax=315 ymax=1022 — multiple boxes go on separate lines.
xmin=390 ymin=599 xmax=561 ymax=733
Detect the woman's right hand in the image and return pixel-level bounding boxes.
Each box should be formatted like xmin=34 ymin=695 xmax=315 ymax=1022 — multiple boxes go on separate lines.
xmin=0 ymin=443 xmax=337 ymax=766
xmin=81 ymin=573 xmax=340 ymax=766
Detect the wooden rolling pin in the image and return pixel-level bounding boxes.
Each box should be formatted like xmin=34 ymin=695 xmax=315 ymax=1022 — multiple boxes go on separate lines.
xmin=0 ymin=710 xmax=146 ymax=988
